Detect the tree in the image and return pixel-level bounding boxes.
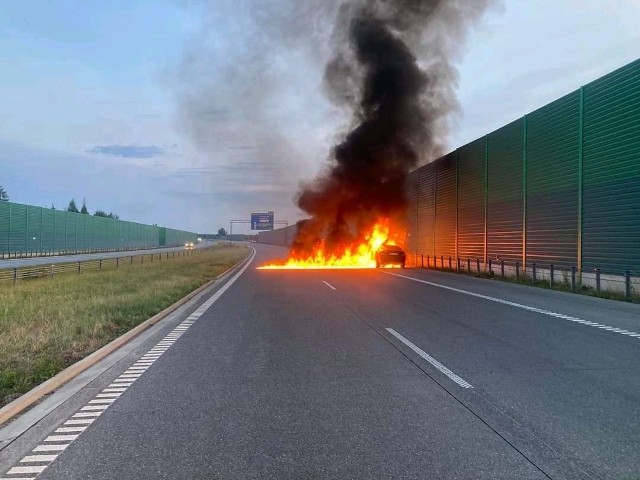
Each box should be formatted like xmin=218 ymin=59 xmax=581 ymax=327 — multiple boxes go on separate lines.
xmin=51 ymin=204 xmax=55 ymax=210
xmin=0 ymin=185 xmax=8 ymax=201
xmin=80 ymin=198 xmax=89 ymax=214
xmin=94 ymin=210 xmax=119 ymax=219
xmin=218 ymin=228 xmax=227 ymax=236
xmin=67 ymin=199 xmax=79 ymax=213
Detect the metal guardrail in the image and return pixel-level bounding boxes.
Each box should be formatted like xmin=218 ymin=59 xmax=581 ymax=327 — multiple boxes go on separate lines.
xmin=1 ymin=245 xmax=161 ymax=260
xmin=0 ymin=248 xmax=207 ymax=285
xmin=410 ymin=254 xmax=638 ymax=302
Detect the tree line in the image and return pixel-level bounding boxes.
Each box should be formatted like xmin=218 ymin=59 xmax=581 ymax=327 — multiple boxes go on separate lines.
xmin=0 ymin=186 xmax=118 ymax=219
xmin=64 ymin=198 xmax=119 ymax=219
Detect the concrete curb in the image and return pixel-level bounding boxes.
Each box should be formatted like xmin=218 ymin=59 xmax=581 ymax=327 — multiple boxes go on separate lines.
xmin=0 ymin=250 xmax=252 ymax=426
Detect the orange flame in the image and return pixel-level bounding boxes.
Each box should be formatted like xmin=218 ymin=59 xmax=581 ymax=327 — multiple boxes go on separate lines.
xmin=258 ymin=218 xmax=404 ymax=269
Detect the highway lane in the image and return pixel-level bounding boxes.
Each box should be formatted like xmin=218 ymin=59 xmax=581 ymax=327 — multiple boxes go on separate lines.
xmin=0 ymin=241 xmax=215 ymax=269
xmin=2 ymin=243 xmax=639 ymax=479
xmin=322 ymin=267 xmax=640 ymax=479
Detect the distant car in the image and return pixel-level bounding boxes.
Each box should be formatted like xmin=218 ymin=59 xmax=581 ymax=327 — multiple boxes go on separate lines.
xmin=375 ymin=244 xmax=406 ymax=268
xmin=184 ymin=242 xmax=195 ymax=249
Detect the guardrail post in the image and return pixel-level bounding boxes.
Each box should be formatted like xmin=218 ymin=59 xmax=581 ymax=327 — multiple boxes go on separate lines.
xmin=488 ymin=259 xmax=492 ymax=275
xmin=150 ymin=254 xmax=153 ymax=263
xmin=440 ymin=255 xmax=444 ymax=269
xmin=421 ymin=254 xmax=424 ymax=268
xmin=426 ymin=255 xmax=430 ymax=268
xmin=130 ymin=256 xmax=133 ymax=265
xmin=571 ymin=267 xmax=576 ymax=292
xmin=550 ymin=264 xmax=554 ymax=287
xmin=532 ymin=263 xmax=537 ymax=283
xmin=516 ymin=261 xmax=520 ymax=281
xmin=624 ymin=270 xmax=631 ymax=300
xmin=501 ymin=260 xmax=505 ymax=279
xmin=457 ymin=257 xmax=461 ymax=272
xmin=625 ymin=270 xmax=631 ymax=300
xmin=595 ymin=268 xmax=601 ymax=293
xmin=467 ymin=258 xmax=470 ymax=274
xmin=141 ymin=256 xmax=144 ymax=265
xmin=116 ymin=258 xmax=119 ymax=269
xmin=448 ymin=257 xmax=452 ymax=270
xmin=51 ymin=264 xmax=55 ymax=278
xmin=99 ymin=259 xmax=102 ymax=271
xmin=77 ymin=262 xmax=81 ymax=274
xmin=13 ymin=268 xmax=17 ymax=286
xmin=476 ymin=258 xmax=480 ymax=274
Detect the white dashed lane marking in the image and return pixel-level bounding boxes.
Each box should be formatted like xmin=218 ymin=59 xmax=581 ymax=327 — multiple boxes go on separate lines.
xmin=1 ymin=249 xmax=256 ymax=480
xmin=386 ymin=328 xmax=473 ymax=389
xmin=322 ymin=281 xmax=337 ymax=290
xmin=383 ymin=271 xmax=640 ymax=340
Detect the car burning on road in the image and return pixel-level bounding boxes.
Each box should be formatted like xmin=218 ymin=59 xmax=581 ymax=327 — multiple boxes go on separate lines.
xmin=375 ymin=244 xmax=406 ymax=268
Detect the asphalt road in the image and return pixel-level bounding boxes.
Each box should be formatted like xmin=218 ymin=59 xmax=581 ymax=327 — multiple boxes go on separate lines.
xmin=2 ymin=243 xmax=640 ymax=479
xmin=0 ymin=241 xmax=215 ymax=269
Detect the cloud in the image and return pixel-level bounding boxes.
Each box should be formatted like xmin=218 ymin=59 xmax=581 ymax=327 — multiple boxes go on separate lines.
xmin=87 ymin=145 xmax=165 ymax=159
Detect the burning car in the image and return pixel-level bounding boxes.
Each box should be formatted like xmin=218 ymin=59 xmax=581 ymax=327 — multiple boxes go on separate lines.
xmin=375 ymin=244 xmax=406 ymax=268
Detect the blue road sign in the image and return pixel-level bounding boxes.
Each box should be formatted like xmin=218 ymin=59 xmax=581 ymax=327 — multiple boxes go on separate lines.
xmin=251 ymin=212 xmax=274 ymax=231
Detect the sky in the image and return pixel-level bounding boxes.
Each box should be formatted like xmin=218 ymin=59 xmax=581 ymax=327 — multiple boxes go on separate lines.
xmin=0 ymin=0 xmax=638 ymax=234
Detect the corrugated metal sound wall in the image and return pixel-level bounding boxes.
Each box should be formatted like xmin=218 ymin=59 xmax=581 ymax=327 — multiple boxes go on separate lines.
xmin=0 ymin=202 xmax=197 ymax=256
xmin=407 ymin=58 xmax=640 ymax=275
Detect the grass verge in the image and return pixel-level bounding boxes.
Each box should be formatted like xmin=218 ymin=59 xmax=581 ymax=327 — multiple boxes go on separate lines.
xmin=0 ymin=244 xmax=249 ymax=407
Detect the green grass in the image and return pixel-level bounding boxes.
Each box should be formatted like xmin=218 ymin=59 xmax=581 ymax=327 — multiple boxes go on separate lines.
xmin=0 ymin=244 xmax=249 ymax=407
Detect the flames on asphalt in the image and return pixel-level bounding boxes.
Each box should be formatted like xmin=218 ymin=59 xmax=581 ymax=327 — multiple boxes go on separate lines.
xmin=257 ymin=218 xmax=404 ymax=269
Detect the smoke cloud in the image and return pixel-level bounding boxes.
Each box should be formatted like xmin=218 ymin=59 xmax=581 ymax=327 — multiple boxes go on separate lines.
xmin=292 ymin=0 xmax=493 ymax=254
xmin=170 ymin=0 xmax=341 ymax=223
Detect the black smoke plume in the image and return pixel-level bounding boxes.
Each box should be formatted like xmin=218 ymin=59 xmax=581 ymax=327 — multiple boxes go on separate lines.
xmin=292 ymin=0 xmax=491 ymax=255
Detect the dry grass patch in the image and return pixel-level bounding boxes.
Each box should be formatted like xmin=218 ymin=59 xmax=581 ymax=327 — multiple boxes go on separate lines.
xmin=0 ymin=244 xmax=249 ymax=407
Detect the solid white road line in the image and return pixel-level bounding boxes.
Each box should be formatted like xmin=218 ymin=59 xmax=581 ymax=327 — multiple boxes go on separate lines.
xmin=386 ymin=328 xmax=473 ymax=389
xmin=382 ymin=271 xmax=640 ymax=340
xmin=322 ymin=281 xmax=337 ymax=291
